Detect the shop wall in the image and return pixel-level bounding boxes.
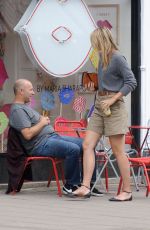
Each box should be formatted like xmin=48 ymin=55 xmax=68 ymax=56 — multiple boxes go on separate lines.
xmin=85 ymin=0 xmax=132 ymax=123
xmin=2 ymin=0 xmax=132 ymax=124
xmin=0 ymin=0 xmax=132 ymax=183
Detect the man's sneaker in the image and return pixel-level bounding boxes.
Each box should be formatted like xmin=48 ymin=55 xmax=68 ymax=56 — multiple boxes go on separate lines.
xmin=91 ymin=187 xmax=104 ymax=197
xmin=62 ymin=184 xmax=78 ymax=195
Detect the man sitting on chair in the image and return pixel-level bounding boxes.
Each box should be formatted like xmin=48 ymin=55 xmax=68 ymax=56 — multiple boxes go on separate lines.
xmin=9 ymin=79 xmax=102 ymax=196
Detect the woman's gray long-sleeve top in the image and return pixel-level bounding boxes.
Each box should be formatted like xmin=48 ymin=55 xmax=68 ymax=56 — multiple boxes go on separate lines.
xmin=98 ymin=51 xmax=137 ymax=96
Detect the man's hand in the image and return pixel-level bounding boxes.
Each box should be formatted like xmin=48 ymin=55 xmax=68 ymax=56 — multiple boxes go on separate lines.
xmin=40 ymin=116 xmax=50 ymax=126
xmin=21 ymin=116 xmax=50 ymax=140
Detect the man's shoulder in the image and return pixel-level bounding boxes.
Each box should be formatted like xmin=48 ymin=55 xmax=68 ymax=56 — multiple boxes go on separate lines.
xmin=10 ymin=104 xmax=23 ymax=114
xmin=11 ymin=103 xmax=25 ymax=108
xmin=10 ymin=104 xmax=33 ymax=118
xmin=11 ymin=103 xmax=30 ymax=111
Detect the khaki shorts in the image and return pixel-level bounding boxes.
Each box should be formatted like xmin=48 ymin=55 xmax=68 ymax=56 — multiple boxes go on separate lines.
xmin=87 ymin=94 xmax=128 ymax=136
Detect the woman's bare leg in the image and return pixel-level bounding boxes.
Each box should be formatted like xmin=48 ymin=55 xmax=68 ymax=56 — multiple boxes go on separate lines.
xmin=73 ymin=130 xmax=100 ymax=195
xmin=109 ymin=134 xmax=131 ymax=200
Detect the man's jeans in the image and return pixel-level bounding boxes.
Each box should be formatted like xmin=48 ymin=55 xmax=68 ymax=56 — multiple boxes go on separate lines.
xmin=32 ymin=134 xmax=97 ymax=186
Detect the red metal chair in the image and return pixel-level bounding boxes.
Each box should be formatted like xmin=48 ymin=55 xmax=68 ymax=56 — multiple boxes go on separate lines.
xmin=54 ymin=119 xmax=116 ymax=192
xmin=20 ymin=156 xmax=65 ymax=197
xmin=7 ymin=127 xmax=65 ymax=197
xmin=54 ymin=120 xmax=86 ymax=138
xmin=92 ymin=132 xmax=137 ymax=193
xmin=95 ymin=150 xmax=109 ymax=192
xmin=91 ymin=142 xmax=119 ymax=193
xmin=117 ymin=133 xmax=150 ymax=197
xmin=54 ymin=120 xmax=108 ymax=191
xmin=117 ymin=157 xmax=150 ymax=197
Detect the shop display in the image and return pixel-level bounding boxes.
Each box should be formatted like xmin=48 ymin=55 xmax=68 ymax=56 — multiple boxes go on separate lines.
xmin=40 ymin=90 xmax=55 ymax=115
xmin=0 ymin=112 xmax=9 ymax=152
xmin=73 ymin=96 xmax=86 ymax=118
xmin=14 ymin=0 xmax=96 ymax=77
xmin=0 ymin=58 xmax=8 ymax=88
xmin=59 ymin=87 xmax=74 ymax=116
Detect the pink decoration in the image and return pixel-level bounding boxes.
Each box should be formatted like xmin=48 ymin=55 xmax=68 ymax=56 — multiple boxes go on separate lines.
xmin=97 ymin=20 xmax=112 ymax=30
xmin=73 ymin=96 xmax=86 ymax=113
xmin=0 ymin=104 xmax=11 ymax=139
xmin=29 ymin=96 xmax=36 ymax=108
xmin=0 ymin=58 xmax=8 ymax=87
xmin=0 ymin=103 xmax=11 ymax=117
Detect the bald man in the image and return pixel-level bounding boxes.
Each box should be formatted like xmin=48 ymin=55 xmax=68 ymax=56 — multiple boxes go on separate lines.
xmin=9 ymin=79 xmax=103 ymax=196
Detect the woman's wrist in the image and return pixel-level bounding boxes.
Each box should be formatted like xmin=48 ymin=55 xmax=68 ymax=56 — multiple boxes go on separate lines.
xmin=112 ymin=92 xmax=123 ymax=103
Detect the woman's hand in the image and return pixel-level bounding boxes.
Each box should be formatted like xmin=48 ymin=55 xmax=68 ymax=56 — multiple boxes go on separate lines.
xmin=100 ymin=97 xmax=116 ymax=110
xmin=100 ymin=92 xmax=123 ymax=110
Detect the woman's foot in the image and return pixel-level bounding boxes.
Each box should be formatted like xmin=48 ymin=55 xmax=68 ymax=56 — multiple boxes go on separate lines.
xmin=109 ymin=191 xmax=132 ymax=202
xmin=67 ymin=184 xmax=91 ymax=198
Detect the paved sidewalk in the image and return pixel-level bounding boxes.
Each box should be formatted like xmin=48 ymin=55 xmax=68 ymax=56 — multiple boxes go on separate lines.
xmin=0 ymin=183 xmax=149 ymax=230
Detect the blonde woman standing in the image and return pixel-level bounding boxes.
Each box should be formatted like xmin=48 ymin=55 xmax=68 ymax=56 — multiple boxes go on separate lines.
xmin=69 ymin=27 xmax=137 ymax=201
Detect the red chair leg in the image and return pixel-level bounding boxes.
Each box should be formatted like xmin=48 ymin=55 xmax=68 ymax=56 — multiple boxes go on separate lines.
xmin=146 ymin=187 xmax=149 ymax=197
xmin=14 ymin=157 xmax=64 ymax=197
xmin=96 ymin=154 xmax=109 ymax=192
xmin=47 ymin=167 xmax=54 ymax=187
xmin=104 ymin=166 xmax=109 ymax=192
xmin=47 ymin=160 xmax=65 ymax=188
xmin=51 ymin=159 xmax=62 ymax=197
xmin=142 ymin=163 xmax=150 ymax=197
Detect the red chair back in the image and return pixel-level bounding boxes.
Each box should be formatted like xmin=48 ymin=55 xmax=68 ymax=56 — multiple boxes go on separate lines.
xmin=54 ymin=120 xmax=85 ymax=138
xmin=125 ymin=132 xmax=133 ymax=145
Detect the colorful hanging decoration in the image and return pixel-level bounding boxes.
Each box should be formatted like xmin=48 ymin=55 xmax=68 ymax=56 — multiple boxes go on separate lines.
xmin=73 ymin=96 xmax=86 ymax=118
xmin=40 ymin=90 xmax=55 ymax=116
xmin=0 ymin=103 xmax=11 ymax=117
xmin=89 ymin=49 xmax=99 ymax=70
xmin=58 ymin=87 xmax=74 ymax=117
xmin=97 ymin=20 xmax=112 ymax=30
xmin=89 ymin=20 xmax=113 ymax=70
xmin=87 ymin=104 xmax=95 ymax=119
xmin=29 ymin=96 xmax=36 ymax=108
xmin=0 ymin=112 xmax=8 ymax=134
xmin=0 ymin=58 xmax=8 ymax=88
xmin=0 ymin=104 xmax=11 ymax=140
xmin=59 ymin=87 xmax=74 ymax=104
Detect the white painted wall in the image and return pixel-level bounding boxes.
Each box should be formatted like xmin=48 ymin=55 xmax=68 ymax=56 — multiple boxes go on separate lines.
xmin=141 ymin=0 xmax=150 ymax=125
xmin=140 ymin=0 xmax=150 ymax=142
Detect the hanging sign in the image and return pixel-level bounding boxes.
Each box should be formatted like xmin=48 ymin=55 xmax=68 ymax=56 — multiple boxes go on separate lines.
xmin=14 ymin=0 xmax=96 ymax=77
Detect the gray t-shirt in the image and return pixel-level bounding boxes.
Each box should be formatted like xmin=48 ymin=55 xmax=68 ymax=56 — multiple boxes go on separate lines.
xmin=9 ymin=103 xmax=55 ymax=153
xmin=98 ymin=51 xmax=137 ymax=96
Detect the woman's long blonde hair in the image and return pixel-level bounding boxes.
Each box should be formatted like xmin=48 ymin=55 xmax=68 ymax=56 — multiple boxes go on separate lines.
xmin=90 ymin=27 xmax=118 ymax=69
